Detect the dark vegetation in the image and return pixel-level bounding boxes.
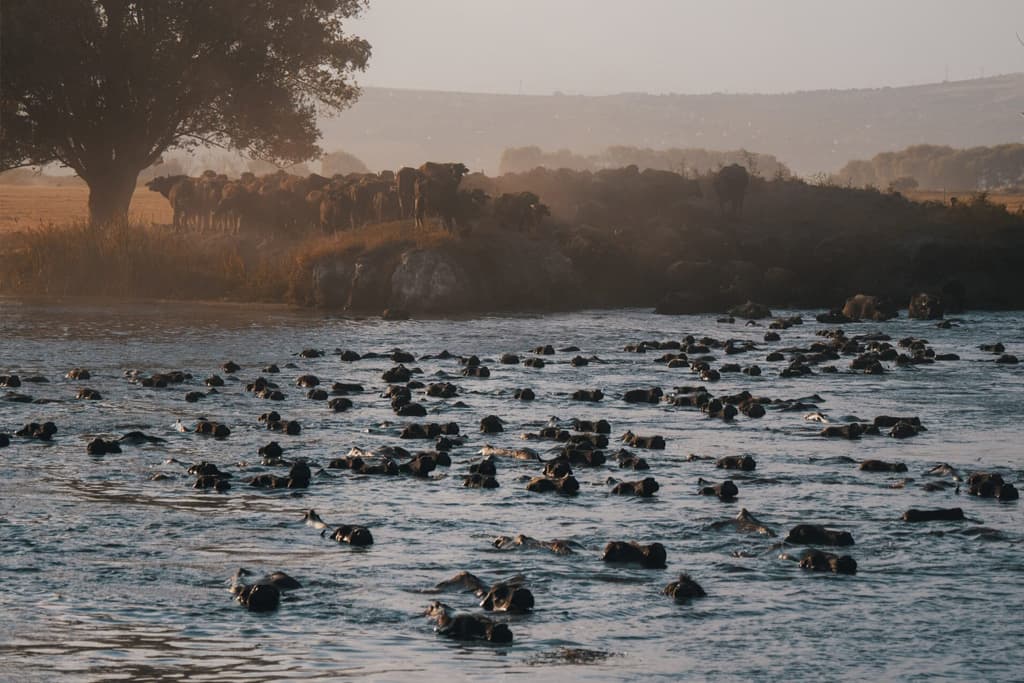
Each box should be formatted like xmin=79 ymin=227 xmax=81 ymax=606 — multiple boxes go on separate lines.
xmin=0 ymin=222 xmax=294 ymax=301
xmin=498 ymin=145 xmax=792 ymax=178
xmin=6 ymin=163 xmax=1023 ymax=314
xmin=0 ymin=0 xmax=369 ymax=224
xmin=3 ymin=4 xmax=1021 ymax=314
xmin=834 ymin=144 xmax=1024 ymax=191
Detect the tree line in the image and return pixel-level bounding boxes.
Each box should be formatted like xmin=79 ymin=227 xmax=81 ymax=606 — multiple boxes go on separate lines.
xmin=833 ymin=144 xmax=1024 ymax=191
xmin=498 ymin=145 xmax=792 ymax=179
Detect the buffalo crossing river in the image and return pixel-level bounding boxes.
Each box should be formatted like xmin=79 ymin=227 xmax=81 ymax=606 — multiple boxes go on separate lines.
xmin=0 ymin=300 xmax=1021 ymax=682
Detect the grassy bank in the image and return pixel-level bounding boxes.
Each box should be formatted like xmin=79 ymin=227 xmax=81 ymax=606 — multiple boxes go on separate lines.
xmin=3 ymin=178 xmax=1024 ymax=313
xmin=0 ymin=219 xmax=456 ymax=304
xmin=0 ymin=222 xmax=289 ymax=301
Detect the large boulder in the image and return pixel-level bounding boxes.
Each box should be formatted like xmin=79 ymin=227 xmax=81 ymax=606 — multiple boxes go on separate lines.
xmin=908 ymin=292 xmax=944 ymax=320
xmin=389 ymin=249 xmax=477 ymax=313
xmin=347 ymin=254 xmax=393 ymax=311
xmin=842 ymin=294 xmax=898 ymax=321
xmin=310 ymin=259 xmax=354 ymax=309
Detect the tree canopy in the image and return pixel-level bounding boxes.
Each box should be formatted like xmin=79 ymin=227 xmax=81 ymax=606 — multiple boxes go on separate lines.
xmin=321 ymin=149 xmax=368 ymax=175
xmin=0 ymin=0 xmax=370 ymax=223
xmin=498 ymin=145 xmax=792 ymax=179
xmin=833 ymin=144 xmax=1024 ymax=191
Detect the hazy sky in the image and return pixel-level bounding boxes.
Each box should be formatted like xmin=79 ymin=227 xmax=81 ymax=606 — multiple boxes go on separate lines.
xmin=349 ymin=0 xmax=1024 ymax=95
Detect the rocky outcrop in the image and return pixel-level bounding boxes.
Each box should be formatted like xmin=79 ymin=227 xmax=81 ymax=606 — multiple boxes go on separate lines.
xmin=347 ymin=254 xmax=393 ymax=311
xmin=310 ymin=259 xmax=354 ymax=309
xmin=390 ymin=249 xmax=477 ymax=313
xmin=309 ymin=241 xmax=582 ymax=314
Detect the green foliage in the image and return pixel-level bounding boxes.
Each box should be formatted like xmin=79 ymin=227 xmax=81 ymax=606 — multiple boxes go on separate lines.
xmin=1 ymin=0 xmax=370 ymax=222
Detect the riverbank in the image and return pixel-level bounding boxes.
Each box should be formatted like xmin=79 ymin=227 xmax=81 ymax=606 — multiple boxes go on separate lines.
xmin=2 ymin=177 xmax=1023 ymax=314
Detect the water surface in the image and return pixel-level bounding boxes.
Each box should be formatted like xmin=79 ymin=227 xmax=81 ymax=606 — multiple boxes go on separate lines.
xmin=1 ymin=301 xmax=1021 ymax=681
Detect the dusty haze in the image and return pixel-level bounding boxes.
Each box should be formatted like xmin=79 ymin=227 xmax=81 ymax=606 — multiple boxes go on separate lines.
xmin=322 ymin=1 xmax=1024 ymax=175
xmin=351 ymin=0 xmax=1024 ymax=95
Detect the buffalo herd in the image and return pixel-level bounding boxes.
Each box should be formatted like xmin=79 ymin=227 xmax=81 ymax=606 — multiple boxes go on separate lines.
xmin=145 ymin=162 xmax=550 ymax=236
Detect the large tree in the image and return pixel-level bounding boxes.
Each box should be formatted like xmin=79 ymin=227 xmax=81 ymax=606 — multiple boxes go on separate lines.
xmin=0 ymin=0 xmax=370 ymax=224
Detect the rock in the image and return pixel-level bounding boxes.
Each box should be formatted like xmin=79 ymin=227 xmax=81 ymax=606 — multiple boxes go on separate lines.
xmin=347 ymin=254 xmax=392 ymax=312
xmin=310 ymin=258 xmax=354 ymax=308
xmin=389 ymin=249 xmax=477 ymax=313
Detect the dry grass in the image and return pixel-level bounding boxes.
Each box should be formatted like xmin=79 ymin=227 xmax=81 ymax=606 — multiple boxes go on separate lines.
xmin=905 ymin=189 xmax=1024 ymax=213
xmin=292 ymin=219 xmax=456 ymax=266
xmin=0 ymin=221 xmax=292 ymax=301
xmin=0 ymin=191 xmax=458 ymax=304
xmin=0 ymin=183 xmax=172 ymax=232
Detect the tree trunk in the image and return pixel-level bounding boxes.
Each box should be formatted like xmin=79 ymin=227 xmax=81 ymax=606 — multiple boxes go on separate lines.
xmin=86 ymin=168 xmax=140 ymax=225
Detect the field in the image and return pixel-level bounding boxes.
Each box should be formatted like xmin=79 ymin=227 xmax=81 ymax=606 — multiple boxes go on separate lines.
xmin=904 ymin=189 xmax=1024 ymax=213
xmin=0 ymin=183 xmax=172 ymax=232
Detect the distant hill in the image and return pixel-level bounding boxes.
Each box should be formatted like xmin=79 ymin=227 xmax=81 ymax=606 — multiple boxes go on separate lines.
xmin=320 ymin=74 xmax=1024 ymax=176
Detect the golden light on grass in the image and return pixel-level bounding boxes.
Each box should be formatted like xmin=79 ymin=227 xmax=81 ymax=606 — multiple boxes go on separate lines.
xmin=904 ymin=189 xmax=1024 ymax=213
xmin=0 ymin=184 xmax=172 ymax=232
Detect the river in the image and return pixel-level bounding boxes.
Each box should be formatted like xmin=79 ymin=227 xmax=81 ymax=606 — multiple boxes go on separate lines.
xmin=1 ymin=301 xmax=1021 ymax=681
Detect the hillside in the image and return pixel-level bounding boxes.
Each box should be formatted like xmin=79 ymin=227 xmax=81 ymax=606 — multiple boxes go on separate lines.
xmin=321 ymin=74 xmax=1024 ymax=176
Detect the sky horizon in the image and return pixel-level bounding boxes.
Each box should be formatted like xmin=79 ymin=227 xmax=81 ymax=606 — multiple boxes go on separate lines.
xmin=348 ymin=0 xmax=1024 ymax=96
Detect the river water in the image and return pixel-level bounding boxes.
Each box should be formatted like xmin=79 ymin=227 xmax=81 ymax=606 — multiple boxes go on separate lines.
xmin=0 ymin=300 xmax=1021 ymax=681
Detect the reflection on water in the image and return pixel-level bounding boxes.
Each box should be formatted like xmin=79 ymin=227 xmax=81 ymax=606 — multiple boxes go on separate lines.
xmin=0 ymin=300 xmax=1022 ymax=680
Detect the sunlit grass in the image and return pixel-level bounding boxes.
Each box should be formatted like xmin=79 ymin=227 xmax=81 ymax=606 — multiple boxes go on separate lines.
xmin=0 ymin=216 xmax=460 ymax=304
